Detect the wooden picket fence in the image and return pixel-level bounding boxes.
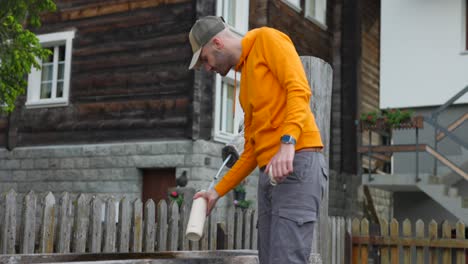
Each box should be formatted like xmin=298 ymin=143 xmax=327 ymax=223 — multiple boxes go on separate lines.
xmin=0 ymin=189 xmax=257 ymax=255
xmin=352 ymin=218 xmax=468 ymax=264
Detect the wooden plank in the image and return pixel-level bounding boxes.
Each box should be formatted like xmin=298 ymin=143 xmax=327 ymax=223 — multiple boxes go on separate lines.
xmin=131 ymin=198 xmax=143 ymax=252
xmin=89 ymin=197 xmax=103 ymax=253
xmin=390 ymin=219 xmax=399 ymax=264
xmin=167 ymin=201 xmax=179 ymax=251
xmin=360 ymin=219 xmax=369 ymax=264
xmin=442 ymin=221 xmax=452 ymax=264
xmin=415 ymin=220 xmax=424 ymax=264
xmin=103 ymin=197 xmax=117 ymax=253
xmin=437 ymin=113 xmax=468 ymax=141
xmin=2 ymin=189 xmax=17 ymax=254
xmin=72 ymin=194 xmax=89 ymax=253
xmin=56 ymin=192 xmax=72 ymax=253
xmin=243 ymin=209 xmax=252 ymax=249
xmin=118 ymin=197 xmax=131 ymax=252
xmin=380 ymin=218 xmax=389 ymax=264
xmin=331 ymin=217 xmax=337 ymax=264
xmin=250 ymin=209 xmax=258 ymax=250
xmin=456 ymin=220 xmax=465 ymax=264
xmin=402 ymin=219 xmax=411 ymax=264
xmin=156 ymin=200 xmax=168 ymax=251
xmin=179 ymin=202 xmax=190 ymax=251
xmin=21 ymin=191 xmax=36 ymax=254
xmin=338 ymin=217 xmax=345 ymax=264
xmin=226 ymin=207 xmax=235 ymax=250
xmin=235 ymin=207 xmax=243 ymax=250
xmin=428 ymin=220 xmax=438 ymax=264
xmin=39 ymin=192 xmax=56 ymax=253
xmin=43 ymin=0 xmax=191 ymax=22
xmin=200 ymin=211 xmax=209 ymax=250
xmin=209 ymin=209 xmax=217 ymax=250
xmin=425 ymin=145 xmax=468 ymax=180
xmin=143 ymin=199 xmax=156 ymax=252
xmin=351 ymin=218 xmax=360 ymax=264
xmin=358 ymin=144 xmax=427 ymax=153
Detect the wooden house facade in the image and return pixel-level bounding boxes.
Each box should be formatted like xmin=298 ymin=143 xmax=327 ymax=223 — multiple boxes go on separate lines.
xmin=0 ymin=0 xmax=388 ymax=220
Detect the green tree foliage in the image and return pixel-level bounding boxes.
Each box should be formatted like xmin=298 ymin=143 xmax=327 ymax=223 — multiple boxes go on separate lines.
xmin=0 ymin=0 xmax=56 ymax=112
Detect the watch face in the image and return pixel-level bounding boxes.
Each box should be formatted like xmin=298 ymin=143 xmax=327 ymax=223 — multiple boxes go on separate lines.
xmin=281 ymin=135 xmax=295 ymax=144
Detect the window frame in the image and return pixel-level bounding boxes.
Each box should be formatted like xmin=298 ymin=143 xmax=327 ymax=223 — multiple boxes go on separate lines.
xmin=216 ymin=0 xmax=250 ymax=35
xmin=26 ymin=30 xmax=75 ymax=109
xmin=213 ymin=0 xmax=248 ymax=143
xmin=305 ymin=0 xmax=328 ymax=30
xmin=281 ymin=0 xmax=302 ymax=13
xmin=213 ymin=71 xmax=244 ymax=143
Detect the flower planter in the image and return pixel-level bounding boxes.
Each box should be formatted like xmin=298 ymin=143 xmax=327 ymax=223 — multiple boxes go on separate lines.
xmin=234 ymin=191 xmax=246 ymax=201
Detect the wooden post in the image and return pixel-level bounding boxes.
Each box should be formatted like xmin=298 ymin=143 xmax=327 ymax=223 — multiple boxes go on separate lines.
xmin=118 ymin=197 xmax=131 ymax=253
xmin=415 ymin=220 xmax=424 ymax=264
xmin=456 ymin=220 xmax=466 ymax=264
xmin=402 ymin=219 xmax=411 ymax=264
xmin=89 ymin=196 xmax=103 ymax=253
xmin=72 ymin=194 xmax=89 ymax=253
xmin=390 ymin=219 xmax=399 ymax=264
xmin=103 ymin=197 xmax=117 ymax=253
xmin=56 ymin=192 xmax=72 ymax=253
xmin=156 ymin=200 xmax=168 ymax=251
xmin=131 ymin=198 xmax=143 ymax=252
xmin=167 ymin=201 xmax=179 ymax=251
xmin=39 ymin=192 xmax=56 ymax=253
xmin=351 ymin=218 xmax=360 ymax=264
xmin=380 ymin=219 xmax=389 ymax=264
xmin=21 ymin=191 xmax=36 ymax=254
xmin=2 ymin=189 xmax=17 ymax=254
xmin=300 ymin=56 xmax=333 ymax=264
xmin=442 ymin=221 xmax=452 ymax=264
xmin=428 ymin=220 xmax=438 ymax=264
xmin=143 ymin=199 xmax=155 ymax=252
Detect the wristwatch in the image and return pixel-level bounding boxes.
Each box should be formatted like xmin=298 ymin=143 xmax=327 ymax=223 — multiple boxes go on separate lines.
xmin=280 ymin=135 xmax=296 ymax=145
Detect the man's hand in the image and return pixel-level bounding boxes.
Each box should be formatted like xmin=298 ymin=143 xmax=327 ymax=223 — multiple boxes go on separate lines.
xmin=266 ymin=143 xmax=295 ymax=184
xmin=193 ymin=189 xmax=220 ymax=216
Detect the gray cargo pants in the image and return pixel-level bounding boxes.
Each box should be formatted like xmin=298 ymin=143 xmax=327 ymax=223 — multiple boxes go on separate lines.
xmin=257 ymin=151 xmax=328 ymax=264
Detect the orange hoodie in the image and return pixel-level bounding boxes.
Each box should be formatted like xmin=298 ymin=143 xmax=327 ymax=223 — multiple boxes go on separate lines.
xmin=214 ymin=27 xmax=323 ymax=197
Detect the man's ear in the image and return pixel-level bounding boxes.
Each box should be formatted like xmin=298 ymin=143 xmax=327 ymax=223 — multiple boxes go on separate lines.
xmin=212 ymin=37 xmax=224 ymax=50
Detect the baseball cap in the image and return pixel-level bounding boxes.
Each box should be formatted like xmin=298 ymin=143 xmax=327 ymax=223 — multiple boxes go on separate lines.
xmin=188 ymin=16 xmax=226 ymax=70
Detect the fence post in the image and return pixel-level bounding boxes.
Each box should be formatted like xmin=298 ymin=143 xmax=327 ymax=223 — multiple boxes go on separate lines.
xmin=234 ymin=207 xmax=243 ymax=249
xmin=167 ymin=201 xmax=179 ymax=251
xmin=73 ymin=194 xmax=90 ymax=253
xmin=56 ymin=192 xmax=72 ymax=253
xmin=21 ymin=191 xmax=36 ymax=254
xmin=39 ymin=192 xmax=56 ymax=253
xmin=131 ymin=198 xmax=143 ymax=252
xmin=209 ymin=208 xmax=217 ymax=250
xmin=360 ymin=219 xmax=369 ymax=264
xmin=179 ymin=202 xmax=190 ymax=250
xmin=103 ymin=197 xmax=117 ymax=253
xmin=118 ymin=197 xmax=131 ymax=253
xmin=243 ymin=209 xmax=252 ymax=249
xmin=250 ymin=209 xmax=258 ymax=250
xmin=156 ymin=200 xmax=168 ymax=251
xmin=1 ymin=189 xmax=17 ymax=254
xmin=415 ymin=220 xmax=424 ymax=264
xmin=402 ymin=219 xmax=412 ymax=263
xmin=456 ymin=220 xmax=465 ymax=264
xmin=143 ymin=199 xmax=156 ymax=252
xmin=390 ymin=219 xmax=399 ymax=263
xmin=442 ymin=221 xmax=452 ymax=263
xmin=89 ymin=196 xmax=103 ymax=253
xmin=351 ymin=218 xmax=360 ymax=264
xmin=428 ymin=220 xmax=438 ymax=263
xmin=300 ymin=56 xmax=333 ymax=264
xmin=380 ymin=219 xmax=389 ymax=264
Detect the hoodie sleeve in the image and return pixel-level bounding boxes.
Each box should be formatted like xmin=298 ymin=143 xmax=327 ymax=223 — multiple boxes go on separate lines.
xmin=214 ymin=112 xmax=258 ymax=197
xmin=258 ymin=28 xmax=312 ymax=141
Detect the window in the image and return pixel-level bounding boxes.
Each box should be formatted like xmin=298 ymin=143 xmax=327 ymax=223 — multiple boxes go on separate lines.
xmin=282 ymin=0 xmax=301 ymax=12
xmin=26 ymin=31 xmax=74 ymax=108
xmin=213 ymin=1 xmax=248 ymax=142
xmin=213 ymin=72 xmax=244 ymax=143
xmin=305 ymin=0 xmax=327 ymax=29
xmin=216 ymin=0 xmax=249 ymax=35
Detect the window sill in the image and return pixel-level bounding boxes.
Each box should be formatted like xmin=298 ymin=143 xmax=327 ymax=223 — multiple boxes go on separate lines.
xmin=281 ymin=0 xmax=302 ymax=13
xmin=460 ymin=50 xmax=468 ymax=55
xmin=214 ymin=132 xmax=237 ymax=144
xmin=305 ymin=15 xmax=328 ymax=31
xmin=25 ymin=99 xmax=69 ymax=109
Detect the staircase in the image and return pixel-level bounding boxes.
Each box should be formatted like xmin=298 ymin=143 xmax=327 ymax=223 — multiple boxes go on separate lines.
xmin=360 ymin=86 xmax=468 ymax=223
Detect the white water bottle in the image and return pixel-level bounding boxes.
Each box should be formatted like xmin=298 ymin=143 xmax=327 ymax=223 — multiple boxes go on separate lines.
xmin=186 ymin=194 xmax=208 ymax=241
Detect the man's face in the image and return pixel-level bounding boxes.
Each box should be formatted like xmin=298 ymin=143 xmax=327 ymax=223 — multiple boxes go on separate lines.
xmin=199 ymin=41 xmax=231 ymax=76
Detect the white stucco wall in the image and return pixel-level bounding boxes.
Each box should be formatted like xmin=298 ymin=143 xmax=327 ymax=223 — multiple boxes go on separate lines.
xmin=381 ymin=0 xmax=468 ymax=108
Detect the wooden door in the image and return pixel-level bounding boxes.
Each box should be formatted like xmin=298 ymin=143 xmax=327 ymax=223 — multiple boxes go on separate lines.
xmin=142 ymin=168 xmax=176 ymax=204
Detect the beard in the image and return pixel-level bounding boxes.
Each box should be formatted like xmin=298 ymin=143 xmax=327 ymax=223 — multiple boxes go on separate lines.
xmin=213 ymin=50 xmax=232 ymax=76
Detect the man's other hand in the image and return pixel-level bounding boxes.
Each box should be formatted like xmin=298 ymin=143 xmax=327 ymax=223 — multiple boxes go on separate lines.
xmin=266 ymin=143 xmax=295 ymax=184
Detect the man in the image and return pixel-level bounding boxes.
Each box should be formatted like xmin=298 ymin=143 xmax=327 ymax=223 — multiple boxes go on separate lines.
xmin=189 ymin=16 xmax=328 ymax=264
